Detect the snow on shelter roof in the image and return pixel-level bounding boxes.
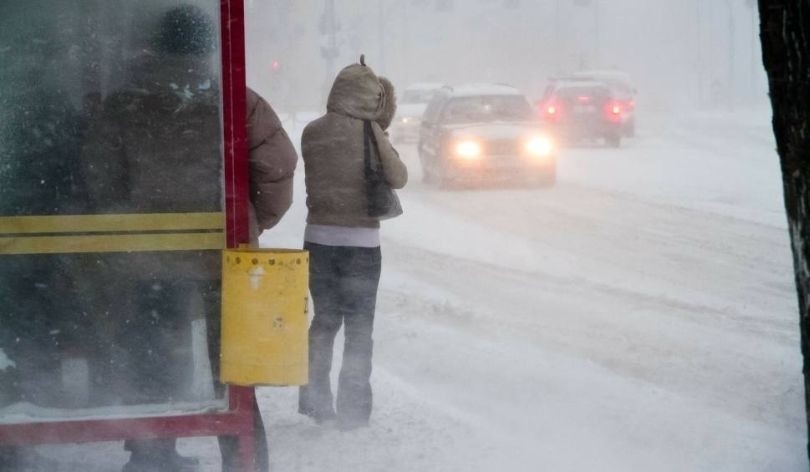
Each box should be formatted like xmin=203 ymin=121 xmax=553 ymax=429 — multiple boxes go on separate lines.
xmin=447 ymin=83 xmax=523 ymax=98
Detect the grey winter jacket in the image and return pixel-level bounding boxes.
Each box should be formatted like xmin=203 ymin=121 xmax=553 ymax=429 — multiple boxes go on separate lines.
xmin=302 ymin=64 xmax=407 ymax=229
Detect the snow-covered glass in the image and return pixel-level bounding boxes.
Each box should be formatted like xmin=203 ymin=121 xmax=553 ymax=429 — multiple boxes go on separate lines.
xmin=0 ymin=0 xmax=228 ymax=421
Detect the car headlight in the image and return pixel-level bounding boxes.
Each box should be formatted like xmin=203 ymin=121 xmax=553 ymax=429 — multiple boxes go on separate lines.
xmin=526 ymin=135 xmax=554 ymax=157
xmin=454 ymin=140 xmax=482 ymax=160
xmin=401 ymin=116 xmax=411 ymax=124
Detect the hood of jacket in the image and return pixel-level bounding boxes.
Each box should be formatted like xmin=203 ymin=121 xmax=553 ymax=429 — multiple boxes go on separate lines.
xmin=326 ymin=63 xmax=384 ymax=121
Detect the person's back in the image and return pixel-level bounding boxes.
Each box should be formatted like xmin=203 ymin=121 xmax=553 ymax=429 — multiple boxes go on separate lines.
xmin=299 ymin=58 xmax=407 ymax=430
xmin=302 ymin=63 xmax=406 ymax=230
xmin=302 ymin=114 xmax=378 ymax=228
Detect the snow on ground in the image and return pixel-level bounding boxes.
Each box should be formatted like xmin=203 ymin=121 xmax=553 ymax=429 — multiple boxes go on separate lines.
xmin=35 ymin=109 xmax=807 ymax=471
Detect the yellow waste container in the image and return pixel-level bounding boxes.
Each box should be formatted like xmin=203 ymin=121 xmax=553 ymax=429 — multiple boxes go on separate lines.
xmin=220 ymin=248 xmax=309 ymax=386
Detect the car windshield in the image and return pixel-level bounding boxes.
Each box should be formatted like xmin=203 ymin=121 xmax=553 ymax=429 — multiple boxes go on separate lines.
xmin=554 ymin=86 xmax=611 ymax=101
xmin=442 ymin=95 xmax=533 ymax=124
xmin=402 ymin=89 xmax=439 ymax=104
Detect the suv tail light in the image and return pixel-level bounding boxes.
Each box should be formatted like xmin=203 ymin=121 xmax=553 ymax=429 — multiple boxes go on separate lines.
xmin=542 ymin=101 xmax=561 ymax=122
xmin=604 ymin=100 xmax=623 ymax=122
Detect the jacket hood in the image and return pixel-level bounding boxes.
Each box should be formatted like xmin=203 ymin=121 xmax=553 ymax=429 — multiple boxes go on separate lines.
xmin=326 ymin=63 xmax=384 ymax=121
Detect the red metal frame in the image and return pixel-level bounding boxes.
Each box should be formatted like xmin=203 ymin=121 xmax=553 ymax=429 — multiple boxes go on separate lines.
xmin=0 ymin=1 xmax=257 ymax=470
xmin=222 ymin=0 xmax=250 ymax=248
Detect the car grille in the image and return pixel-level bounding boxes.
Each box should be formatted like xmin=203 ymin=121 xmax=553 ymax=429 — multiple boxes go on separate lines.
xmin=484 ymin=139 xmax=521 ymax=156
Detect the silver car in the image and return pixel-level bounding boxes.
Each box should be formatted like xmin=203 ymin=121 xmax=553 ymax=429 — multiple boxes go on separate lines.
xmin=391 ymin=82 xmax=446 ymax=143
xmin=418 ymin=83 xmax=557 ymax=188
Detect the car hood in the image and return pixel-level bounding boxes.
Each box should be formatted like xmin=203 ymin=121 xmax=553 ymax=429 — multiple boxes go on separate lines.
xmin=397 ymin=103 xmax=428 ymax=119
xmin=444 ymin=121 xmax=548 ymax=140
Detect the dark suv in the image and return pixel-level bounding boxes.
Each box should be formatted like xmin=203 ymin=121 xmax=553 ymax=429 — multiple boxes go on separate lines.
xmin=418 ymin=84 xmax=556 ymax=187
xmin=570 ymin=70 xmax=637 ymax=137
xmin=539 ymin=80 xmax=626 ymax=147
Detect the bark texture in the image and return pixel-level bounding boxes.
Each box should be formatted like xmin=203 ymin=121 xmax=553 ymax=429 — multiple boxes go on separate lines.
xmin=759 ymin=0 xmax=810 ymax=461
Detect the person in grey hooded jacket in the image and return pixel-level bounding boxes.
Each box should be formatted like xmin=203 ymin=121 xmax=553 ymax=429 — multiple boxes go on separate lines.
xmin=299 ymin=58 xmax=406 ymax=430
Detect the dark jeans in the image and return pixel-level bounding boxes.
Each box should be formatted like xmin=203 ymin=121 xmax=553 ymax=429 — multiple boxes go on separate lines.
xmin=299 ymin=242 xmax=382 ymax=426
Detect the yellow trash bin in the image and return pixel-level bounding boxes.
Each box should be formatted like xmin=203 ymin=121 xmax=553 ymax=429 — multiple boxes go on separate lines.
xmin=220 ymin=248 xmax=309 ymax=386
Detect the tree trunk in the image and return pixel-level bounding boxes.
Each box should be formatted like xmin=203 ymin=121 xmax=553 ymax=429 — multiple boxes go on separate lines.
xmin=758 ymin=0 xmax=810 ymax=462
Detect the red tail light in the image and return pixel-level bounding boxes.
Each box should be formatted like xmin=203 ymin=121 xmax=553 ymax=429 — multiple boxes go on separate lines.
xmin=604 ymin=100 xmax=624 ymax=122
xmin=543 ymin=101 xmax=561 ymax=122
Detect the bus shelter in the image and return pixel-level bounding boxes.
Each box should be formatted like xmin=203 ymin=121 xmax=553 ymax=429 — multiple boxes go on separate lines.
xmin=0 ymin=0 xmax=258 ymax=469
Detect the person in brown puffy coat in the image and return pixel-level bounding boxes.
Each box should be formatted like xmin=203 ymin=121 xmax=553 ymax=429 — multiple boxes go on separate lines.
xmin=246 ymin=87 xmax=297 ymax=243
xmin=215 ymin=87 xmax=296 ymax=472
xmin=299 ymin=58 xmax=406 ymax=430
xmin=81 ymin=6 xmax=295 ymax=472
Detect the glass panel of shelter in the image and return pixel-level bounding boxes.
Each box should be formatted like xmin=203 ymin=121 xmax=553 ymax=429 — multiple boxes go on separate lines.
xmin=0 ymin=0 xmax=229 ymax=421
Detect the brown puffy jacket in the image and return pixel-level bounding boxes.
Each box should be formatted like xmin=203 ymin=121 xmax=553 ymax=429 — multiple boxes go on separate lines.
xmin=246 ymin=88 xmax=297 ymax=242
xmin=302 ymin=63 xmax=407 ymax=229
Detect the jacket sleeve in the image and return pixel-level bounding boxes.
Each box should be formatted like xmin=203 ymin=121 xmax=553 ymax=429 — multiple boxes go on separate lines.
xmin=246 ymin=88 xmax=298 ymax=230
xmin=371 ymin=121 xmax=408 ymax=189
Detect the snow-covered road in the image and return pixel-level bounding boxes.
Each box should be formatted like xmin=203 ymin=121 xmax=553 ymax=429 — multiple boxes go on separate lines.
xmin=41 ymin=110 xmax=808 ymax=471
xmin=250 ymin=110 xmax=806 ymax=472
